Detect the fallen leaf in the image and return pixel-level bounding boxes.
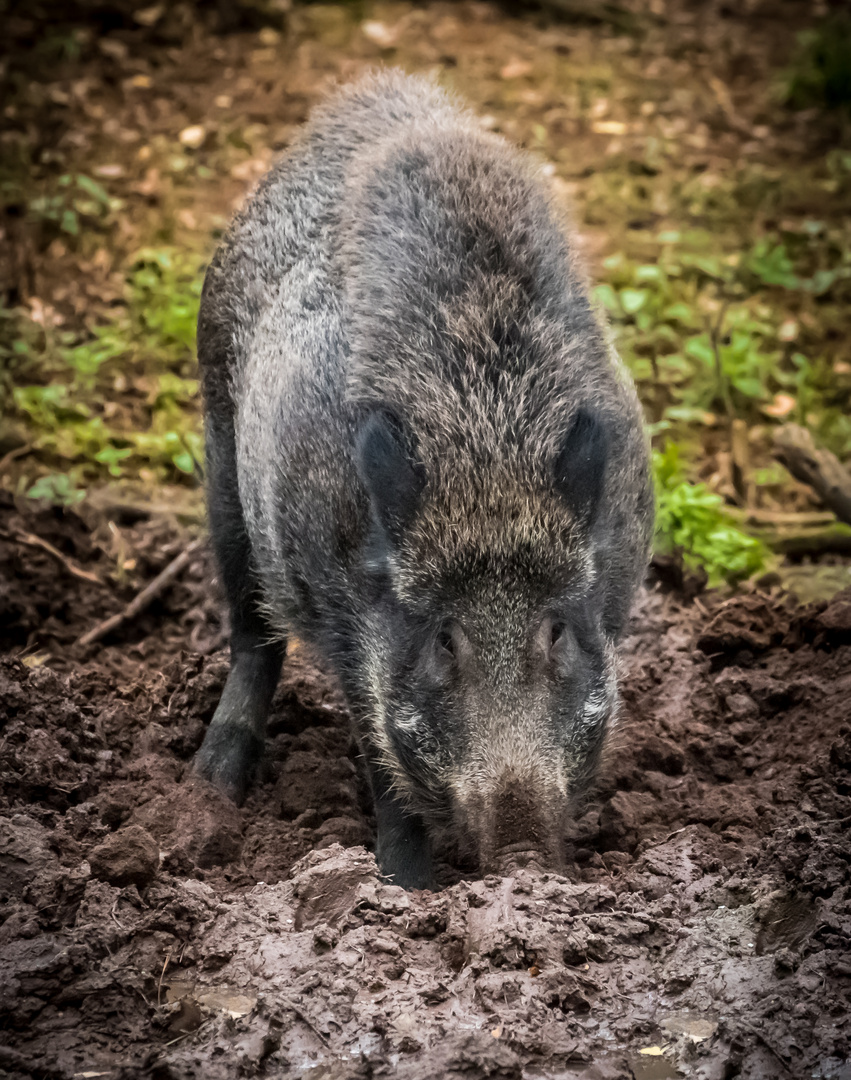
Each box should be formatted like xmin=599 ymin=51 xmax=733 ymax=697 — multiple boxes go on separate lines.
xmin=500 ymin=59 xmax=532 ymax=80
xmin=638 ymin=1046 xmax=665 ymax=1056
xmin=762 ymin=393 xmax=796 ymax=419
xmin=179 ymin=125 xmax=206 ymax=150
xmin=98 ymin=39 xmax=128 ymax=61
xmin=22 ymin=653 xmax=50 ymax=669
xmin=592 ymin=120 xmax=627 ymax=135
xmin=134 ymin=4 xmax=164 ymax=26
xmin=778 ymin=319 xmax=799 ymax=342
xmin=362 ymin=21 xmax=399 ymax=48
xmin=491 ymin=1026 xmax=502 ymax=1038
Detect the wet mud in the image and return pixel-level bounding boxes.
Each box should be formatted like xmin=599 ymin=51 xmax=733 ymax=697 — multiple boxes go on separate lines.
xmin=1 ymin=494 xmax=850 ymax=1079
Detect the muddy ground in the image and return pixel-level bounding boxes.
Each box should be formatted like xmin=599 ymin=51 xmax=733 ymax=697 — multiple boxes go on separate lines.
xmin=1 ymin=493 xmax=850 ymax=1079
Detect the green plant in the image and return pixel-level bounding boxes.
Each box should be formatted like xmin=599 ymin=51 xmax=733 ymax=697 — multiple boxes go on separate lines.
xmin=127 ymin=247 xmax=204 ymax=361
xmin=5 ymin=247 xmax=206 ymax=486
xmin=783 ymin=14 xmax=851 ymax=111
xmin=27 ymin=173 xmax=119 ymax=237
xmin=653 ymin=443 xmax=770 ymax=586
xmin=27 ymin=472 xmax=86 ymax=506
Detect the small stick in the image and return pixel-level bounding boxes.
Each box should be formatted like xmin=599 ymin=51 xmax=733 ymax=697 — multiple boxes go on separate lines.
xmin=738 ymin=1021 xmax=793 ymax=1074
xmin=77 ymin=537 xmax=204 ymax=648
xmin=2 ymin=528 xmax=104 ymax=587
xmin=157 ymin=948 xmax=172 ymax=1007
xmin=0 ymin=442 xmax=33 ymax=474
xmin=279 ymin=995 xmax=330 ymax=1047
xmin=730 ymin=418 xmax=752 ymax=507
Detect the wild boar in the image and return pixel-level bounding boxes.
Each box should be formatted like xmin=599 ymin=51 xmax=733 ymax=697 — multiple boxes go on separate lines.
xmin=193 ymin=69 xmax=654 ymax=889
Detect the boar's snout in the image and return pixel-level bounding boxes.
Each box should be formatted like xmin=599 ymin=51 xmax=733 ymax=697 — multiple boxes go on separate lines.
xmin=458 ymin=769 xmax=566 ymax=876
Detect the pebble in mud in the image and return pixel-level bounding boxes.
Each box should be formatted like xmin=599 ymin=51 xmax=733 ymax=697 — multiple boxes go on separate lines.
xmin=88 ymin=824 xmax=159 ymax=888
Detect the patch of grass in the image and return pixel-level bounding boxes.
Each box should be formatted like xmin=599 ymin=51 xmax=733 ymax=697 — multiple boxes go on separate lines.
xmin=653 ymin=443 xmax=770 ymax=587
xmin=597 ymin=231 xmax=851 ymax=460
xmin=3 ymin=247 xmax=206 ymax=492
xmin=0 ymin=172 xmax=123 ymax=245
xmin=782 ymin=14 xmax=851 ymax=111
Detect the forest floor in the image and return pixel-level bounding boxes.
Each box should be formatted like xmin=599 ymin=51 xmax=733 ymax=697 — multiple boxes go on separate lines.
xmin=1 ymin=486 xmax=851 ymax=1080
xmin=2 ymin=1 xmax=851 ymax=1078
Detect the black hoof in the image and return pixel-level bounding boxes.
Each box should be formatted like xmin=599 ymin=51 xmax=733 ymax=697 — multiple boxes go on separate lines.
xmin=192 ymin=725 xmax=265 ymax=806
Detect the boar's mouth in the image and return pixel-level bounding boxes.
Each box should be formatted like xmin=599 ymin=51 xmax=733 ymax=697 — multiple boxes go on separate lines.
xmin=455 ymin=769 xmax=567 ymax=876
xmin=490 ymin=842 xmax=549 ymax=876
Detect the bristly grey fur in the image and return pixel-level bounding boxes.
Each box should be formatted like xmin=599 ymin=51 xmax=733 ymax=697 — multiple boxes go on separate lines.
xmin=196 ymin=69 xmax=654 ymax=888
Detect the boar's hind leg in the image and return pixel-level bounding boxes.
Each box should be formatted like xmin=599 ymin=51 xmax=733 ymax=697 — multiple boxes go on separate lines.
xmin=193 ymin=413 xmax=284 ymax=805
xmin=372 ymin=779 xmax=436 ymax=891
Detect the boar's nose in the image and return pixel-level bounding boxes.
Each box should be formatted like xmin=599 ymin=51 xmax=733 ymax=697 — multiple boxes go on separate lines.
xmin=484 ymin=773 xmax=561 ymax=875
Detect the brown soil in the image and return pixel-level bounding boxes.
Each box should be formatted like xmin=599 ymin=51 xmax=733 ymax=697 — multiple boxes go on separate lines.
xmin=1 ymin=494 xmax=850 ymax=1079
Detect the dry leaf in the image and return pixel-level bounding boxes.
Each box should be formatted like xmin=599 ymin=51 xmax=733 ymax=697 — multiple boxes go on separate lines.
xmin=134 ymin=4 xmax=164 ymax=26
xmin=362 ymin=21 xmax=399 ymax=48
xmin=778 ymin=319 xmax=799 ymax=342
xmin=762 ymin=393 xmax=796 ymax=419
xmin=500 ymin=60 xmax=532 ymax=80
xmin=179 ymin=125 xmax=206 ymax=150
xmin=592 ymin=120 xmax=627 ymax=135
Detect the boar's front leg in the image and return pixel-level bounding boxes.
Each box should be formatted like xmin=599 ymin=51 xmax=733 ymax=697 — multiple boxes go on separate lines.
xmin=369 ymin=767 xmax=436 ymax=891
xmin=193 ymin=411 xmax=284 ymax=804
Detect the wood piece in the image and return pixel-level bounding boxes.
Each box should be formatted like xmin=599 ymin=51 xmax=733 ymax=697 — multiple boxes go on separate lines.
xmin=773 ymin=424 xmax=851 ymax=527
xmin=0 ymin=442 xmax=34 ymax=475
xmin=727 ymin=508 xmax=835 ymax=527
xmin=748 ymin=522 xmax=851 ymax=558
xmin=77 ymin=537 xmax=204 ymax=648
xmin=2 ymin=528 xmax=104 ymax=587
xmin=84 ymin=489 xmax=205 ymax=526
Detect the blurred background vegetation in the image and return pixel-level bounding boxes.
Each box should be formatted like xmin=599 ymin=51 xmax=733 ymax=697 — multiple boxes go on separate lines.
xmin=2 ymin=0 xmax=850 ymax=592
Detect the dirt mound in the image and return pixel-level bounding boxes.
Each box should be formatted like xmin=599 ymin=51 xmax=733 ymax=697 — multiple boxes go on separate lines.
xmin=1 ymin=495 xmax=850 ymax=1079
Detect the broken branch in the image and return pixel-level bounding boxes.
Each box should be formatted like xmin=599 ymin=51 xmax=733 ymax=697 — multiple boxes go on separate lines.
xmin=2 ymin=528 xmax=104 ymax=587
xmin=773 ymin=424 xmax=851 ymax=527
xmin=77 ymin=537 xmax=204 ymax=648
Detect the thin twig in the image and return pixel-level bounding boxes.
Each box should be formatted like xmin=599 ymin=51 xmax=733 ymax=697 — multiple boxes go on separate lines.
xmin=77 ymin=537 xmax=204 ymax=648
xmin=726 ymin=508 xmax=835 ymax=526
xmin=279 ymin=995 xmax=330 ymax=1047
xmin=738 ymin=1021 xmax=793 ymax=1074
xmin=0 ymin=442 xmax=34 ymax=474
xmin=163 ymin=1018 xmax=213 ymax=1048
xmin=1 ymin=528 xmax=104 ymax=587
xmin=158 ymin=948 xmax=172 ymax=1007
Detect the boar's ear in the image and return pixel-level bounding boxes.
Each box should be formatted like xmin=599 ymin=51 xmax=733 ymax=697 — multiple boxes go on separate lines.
xmin=357 ymin=409 xmax=426 ymax=538
xmin=553 ymin=407 xmax=608 ymax=526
